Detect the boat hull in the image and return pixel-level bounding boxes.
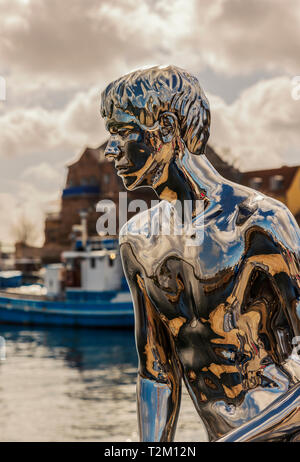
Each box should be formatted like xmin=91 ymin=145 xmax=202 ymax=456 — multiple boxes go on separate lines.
xmin=0 ymin=296 xmax=134 ymax=328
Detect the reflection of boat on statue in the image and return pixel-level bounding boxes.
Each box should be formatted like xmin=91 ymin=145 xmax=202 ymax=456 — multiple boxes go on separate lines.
xmin=0 ymin=239 xmax=134 ymax=328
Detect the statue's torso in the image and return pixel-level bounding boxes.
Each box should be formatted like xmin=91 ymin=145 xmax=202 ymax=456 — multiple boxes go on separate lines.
xmin=120 ymin=188 xmax=300 ymax=440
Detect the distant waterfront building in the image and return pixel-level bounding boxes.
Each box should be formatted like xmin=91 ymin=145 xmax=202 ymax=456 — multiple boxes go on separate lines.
xmin=15 ymin=242 xmax=42 ymax=273
xmin=242 ymin=165 xmax=300 ymax=225
xmin=41 ymin=142 xmax=241 ymax=263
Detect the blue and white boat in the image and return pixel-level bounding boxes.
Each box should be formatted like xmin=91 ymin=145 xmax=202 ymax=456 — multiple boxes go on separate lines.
xmin=0 ymin=240 xmax=134 ymax=328
xmin=0 ymin=270 xmax=22 ymax=289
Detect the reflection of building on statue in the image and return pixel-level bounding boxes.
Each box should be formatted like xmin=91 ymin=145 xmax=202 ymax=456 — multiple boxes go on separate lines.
xmin=101 ymin=65 xmax=300 ymax=442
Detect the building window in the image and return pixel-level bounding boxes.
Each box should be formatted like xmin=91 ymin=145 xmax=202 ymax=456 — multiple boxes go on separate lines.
xmin=80 ymin=176 xmax=98 ymax=186
xmin=90 ymin=176 xmax=98 ymax=185
xmin=103 ymin=174 xmax=110 ymax=184
xmin=269 ymin=175 xmax=284 ymax=191
xmin=108 ymin=253 xmax=116 ymax=267
xmin=249 ymin=177 xmax=263 ymax=190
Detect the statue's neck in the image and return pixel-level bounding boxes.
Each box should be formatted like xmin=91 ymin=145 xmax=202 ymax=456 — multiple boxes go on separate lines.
xmin=153 ymin=149 xmax=227 ymax=215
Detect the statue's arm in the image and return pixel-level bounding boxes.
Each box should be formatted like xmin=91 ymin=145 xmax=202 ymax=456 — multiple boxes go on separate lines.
xmin=120 ymin=243 xmax=182 ymax=442
xmin=221 ymin=220 xmax=300 ymax=441
xmin=217 ymin=381 xmax=300 ymax=442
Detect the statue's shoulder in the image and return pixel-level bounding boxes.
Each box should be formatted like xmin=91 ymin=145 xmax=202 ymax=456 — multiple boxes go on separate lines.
xmin=246 ymin=190 xmax=300 ymax=252
xmin=119 ymin=200 xmax=169 ymax=246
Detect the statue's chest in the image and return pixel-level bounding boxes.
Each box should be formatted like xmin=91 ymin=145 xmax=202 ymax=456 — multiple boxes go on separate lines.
xmin=121 ymin=207 xmax=245 ymax=320
xmin=126 ymin=227 xmax=244 ymax=281
xmin=141 ymin=245 xmax=238 ymax=324
xmin=121 ymin=201 xmax=245 ymax=282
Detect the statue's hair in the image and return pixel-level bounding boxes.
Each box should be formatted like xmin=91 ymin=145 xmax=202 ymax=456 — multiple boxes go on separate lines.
xmin=100 ymin=65 xmax=210 ymax=155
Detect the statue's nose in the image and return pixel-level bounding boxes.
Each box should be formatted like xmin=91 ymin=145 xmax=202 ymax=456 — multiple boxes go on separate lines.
xmin=105 ymin=136 xmax=121 ymax=159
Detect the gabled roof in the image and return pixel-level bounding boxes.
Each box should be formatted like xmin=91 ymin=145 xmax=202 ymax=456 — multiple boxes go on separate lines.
xmin=205 ymin=145 xmax=230 ymax=169
xmin=205 ymin=145 xmax=242 ymax=182
xmin=67 ymin=145 xmax=107 ymax=168
xmin=243 ymin=165 xmax=299 ymax=193
xmin=97 ymin=141 xmax=108 ymax=162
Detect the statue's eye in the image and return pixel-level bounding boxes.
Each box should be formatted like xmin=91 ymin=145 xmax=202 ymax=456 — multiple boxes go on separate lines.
xmin=118 ymin=129 xmax=131 ymax=138
xmin=109 ymin=126 xmax=118 ymax=135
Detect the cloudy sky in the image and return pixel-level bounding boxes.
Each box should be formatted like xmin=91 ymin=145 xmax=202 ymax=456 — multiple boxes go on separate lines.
xmin=0 ymin=0 xmax=300 ymax=246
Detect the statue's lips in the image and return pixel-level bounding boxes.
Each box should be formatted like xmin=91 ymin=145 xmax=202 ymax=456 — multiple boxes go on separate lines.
xmin=116 ymin=166 xmax=131 ymax=175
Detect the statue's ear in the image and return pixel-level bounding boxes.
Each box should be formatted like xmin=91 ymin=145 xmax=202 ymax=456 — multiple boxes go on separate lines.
xmin=158 ymin=113 xmax=177 ymax=143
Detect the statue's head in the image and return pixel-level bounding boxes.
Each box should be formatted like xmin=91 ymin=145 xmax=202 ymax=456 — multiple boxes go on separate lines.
xmin=100 ymin=65 xmax=210 ymax=190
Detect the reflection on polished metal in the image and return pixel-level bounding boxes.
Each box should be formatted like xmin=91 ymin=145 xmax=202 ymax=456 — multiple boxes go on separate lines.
xmin=100 ymin=65 xmax=300 ymax=442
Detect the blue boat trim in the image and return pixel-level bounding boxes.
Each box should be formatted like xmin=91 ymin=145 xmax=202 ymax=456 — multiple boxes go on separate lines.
xmin=1 ymin=304 xmax=133 ymax=315
xmin=0 ymin=294 xmax=134 ymax=328
xmin=62 ymin=185 xmax=100 ymax=197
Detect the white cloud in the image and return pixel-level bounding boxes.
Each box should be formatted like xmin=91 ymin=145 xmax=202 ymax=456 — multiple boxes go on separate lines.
xmin=185 ymin=0 xmax=300 ymax=76
xmin=0 ymin=85 xmax=105 ymax=158
xmin=21 ymin=162 xmax=63 ymax=188
xmin=0 ymin=107 xmax=61 ymax=156
xmin=61 ymin=86 xmax=105 ymax=147
xmin=209 ymin=76 xmax=300 ymax=171
xmin=0 ymin=0 xmax=182 ymax=84
xmin=1 ymin=0 xmax=299 ymax=85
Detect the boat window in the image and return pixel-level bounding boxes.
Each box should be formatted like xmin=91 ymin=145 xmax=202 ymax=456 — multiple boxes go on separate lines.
xmin=109 ymin=254 xmax=116 ymax=267
xmin=90 ymin=258 xmax=96 ymax=268
xmin=103 ymin=174 xmax=110 ymax=184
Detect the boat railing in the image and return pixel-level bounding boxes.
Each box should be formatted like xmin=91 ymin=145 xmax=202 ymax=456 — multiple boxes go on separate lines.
xmin=0 ymin=290 xmax=49 ymax=301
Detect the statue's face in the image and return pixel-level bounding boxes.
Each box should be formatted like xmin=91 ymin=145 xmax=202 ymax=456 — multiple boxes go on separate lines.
xmin=104 ymin=107 xmax=177 ymax=190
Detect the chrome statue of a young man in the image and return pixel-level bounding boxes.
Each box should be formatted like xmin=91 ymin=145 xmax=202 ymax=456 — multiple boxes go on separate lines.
xmin=100 ymin=65 xmax=300 ymax=442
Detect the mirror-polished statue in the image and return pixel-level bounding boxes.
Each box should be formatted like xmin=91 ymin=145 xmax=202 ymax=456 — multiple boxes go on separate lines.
xmin=100 ymin=65 xmax=300 ymax=442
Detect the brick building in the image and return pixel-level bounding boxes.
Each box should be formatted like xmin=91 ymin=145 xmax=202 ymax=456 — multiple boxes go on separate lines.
xmin=242 ymin=165 xmax=300 ymax=225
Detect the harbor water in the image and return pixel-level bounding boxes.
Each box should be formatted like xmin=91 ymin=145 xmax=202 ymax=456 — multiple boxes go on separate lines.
xmin=0 ymin=324 xmax=208 ymax=442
